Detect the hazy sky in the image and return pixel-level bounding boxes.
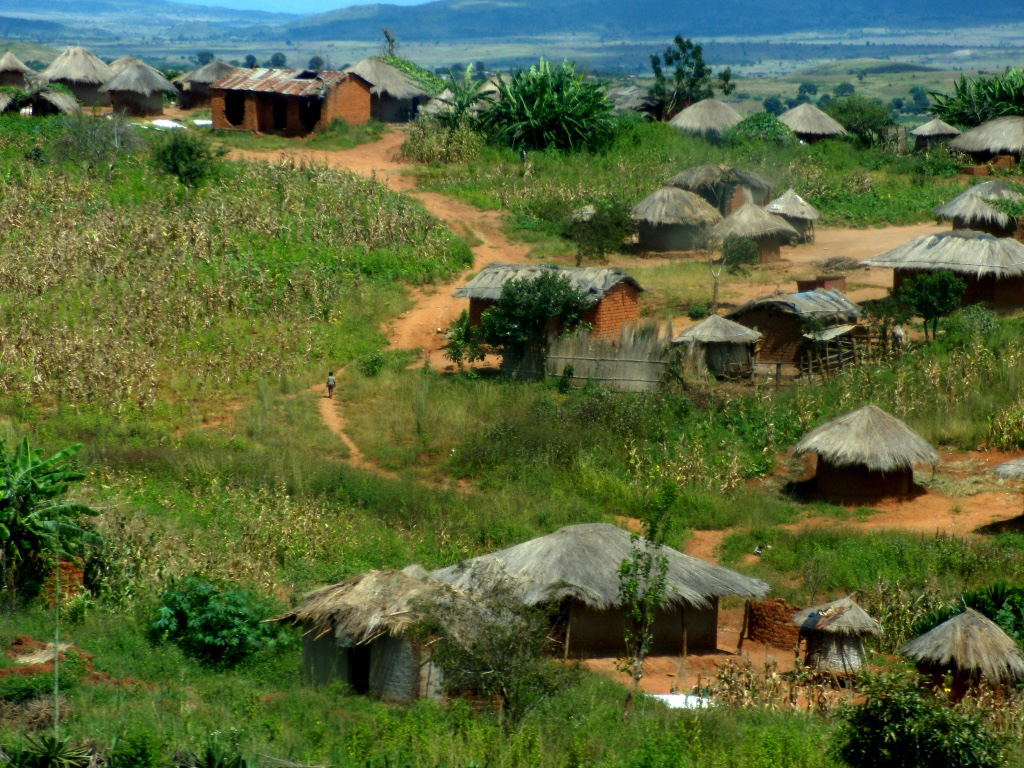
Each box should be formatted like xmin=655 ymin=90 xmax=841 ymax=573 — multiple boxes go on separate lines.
xmin=197 ymin=0 xmax=428 ymax=13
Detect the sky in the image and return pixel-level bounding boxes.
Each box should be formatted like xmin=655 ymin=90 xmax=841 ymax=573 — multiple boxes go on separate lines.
xmin=192 ymin=0 xmax=428 ymax=13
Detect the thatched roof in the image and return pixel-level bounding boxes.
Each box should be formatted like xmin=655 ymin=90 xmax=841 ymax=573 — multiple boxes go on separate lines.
xmin=668 ymin=98 xmax=742 ymax=136
xmin=793 ymin=596 xmax=881 ymax=636
xmin=37 ymin=46 xmax=113 ymax=86
xmin=765 ymin=189 xmax=820 ymax=222
xmin=100 ymin=62 xmax=176 ymax=97
xmin=0 ymin=91 xmax=17 ymax=113
xmin=178 ymin=60 xmax=237 ymax=87
xmin=0 ymin=51 xmax=30 ymax=75
xmin=29 ymin=87 xmax=80 ymax=115
xmin=109 ymin=56 xmax=161 ymax=77
xmin=728 ymin=288 xmax=862 ymax=323
xmin=793 ymin=404 xmax=940 ymax=472
xmin=935 ymin=181 xmax=1024 ymax=230
xmin=864 ymin=229 xmax=1024 ymax=279
xmin=453 ymin=263 xmax=642 ymax=302
xmin=668 ymin=163 xmax=774 ymax=195
xmin=779 ymin=103 xmax=848 ymax=138
xmin=432 ymin=523 xmax=769 ymax=611
xmin=949 ymin=117 xmax=1024 ymax=156
xmin=631 ymin=187 xmax=723 ymax=227
xmin=900 ymin=608 xmax=1024 ymax=684
xmin=910 ymin=117 xmax=961 ymax=138
xmin=606 ymin=85 xmax=657 ymax=114
xmin=994 ymin=457 xmax=1024 ymax=480
xmin=710 ymin=203 xmax=799 ymax=242
xmin=345 ymin=58 xmax=427 ymax=100
xmin=673 ymin=314 xmax=762 ymax=344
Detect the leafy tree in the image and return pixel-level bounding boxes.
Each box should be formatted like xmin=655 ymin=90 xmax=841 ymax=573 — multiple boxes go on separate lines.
xmin=897 ymin=270 xmax=966 ymax=341
xmin=797 ymin=81 xmax=818 ymax=98
xmin=269 ymin=52 xmax=287 ymax=68
xmin=930 ymin=68 xmax=1024 ymax=127
xmin=562 ymin=200 xmax=633 ymax=266
xmin=243 ymin=54 xmax=257 ymax=68
xmin=307 ymin=55 xmax=324 ymax=70
xmin=479 ymin=271 xmax=590 ymax=352
xmin=196 ymin=50 xmax=215 ymax=66
xmin=151 ymin=132 xmax=224 ymax=192
xmin=818 ymin=93 xmax=832 ymax=108
xmin=442 ymin=310 xmax=485 ymax=370
xmin=823 ymin=95 xmax=895 ymax=145
xmin=649 ymin=35 xmax=734 ymax=117
xmin=910 ymin=85 xmax=930 ymax=111
xmin=762 ymin=95 xmax=784 ymax=116
xmin=889 ymin=97 xmax=905 ymax=113
xmin=834 ymin=82 xmax=856 ymax=97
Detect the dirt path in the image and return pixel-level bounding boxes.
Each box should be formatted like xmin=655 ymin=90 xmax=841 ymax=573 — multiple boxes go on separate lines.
xmin=310 ymin=375 xmax=398 ymax=479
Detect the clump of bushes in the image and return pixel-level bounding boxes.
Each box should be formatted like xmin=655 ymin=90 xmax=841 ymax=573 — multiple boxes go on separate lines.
xmin=401 ymin=119 xmax=484 ymax=164
xmin=730 ymin=112 xmax=793 ymax=144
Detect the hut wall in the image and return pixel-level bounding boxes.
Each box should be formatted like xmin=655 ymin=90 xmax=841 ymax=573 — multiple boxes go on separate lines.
xmin=992 ymin=275 xmax=1024 ymax=308
xmin=468 ymin=297 xmax=494 ymax=327
xmin=755 ymin=236 xmax=782 ymax=263
xmin=815 ymin=458 xmax=913 ymax=499
xmin=893 ymin=269 xmax=1006 ymax=308
xmin=301 ymin=631 xmax=350 ymax=686
xmin=684 ymin=600 xmax=719 ymax=653
xmin=748 ymin=598 xmax=802 ymax=648
xmin=732 ymin=309 xmax=803 ymax=364
xmin=805 ymin=633 xmax=865 ymax=673
xmin=212 ymin=88 xmax=258 ymax=131
xmin=581 ymin=282 xmax=641 ymax=340
xmin=567 ymin=603 xmax=685 ymax=657
xmin=371 ymin=94 xmax=423 ymax=123
xmin=109 ymin=91 xmax=164 ymax=117
xmin=177 ymin=83 xmax=215 ymax=109
xmin=637 ymin=222 xmax=702 ymax=252
xmin=369 ymin=635 xmax=418 ymax=702
xmin=783 ymin=217 xmax=813 ymax=244
xmin=59 ymin=80 xmax=106 ymax=108
xmin=703 ymin=341 xmax=753 ymax=377
xmin=951 ymin=216 xmax=1016 ymax=238
xmin=0 ymin=72 xmax=26 ymax=88
xmin=321 ymin=77 xmax=372 ymax=126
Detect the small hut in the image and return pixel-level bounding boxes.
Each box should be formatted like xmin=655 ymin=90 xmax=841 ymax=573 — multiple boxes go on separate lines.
xmin=668 ymin=98 xmax=742 ymax=138
xmin=36 ymin=46 xmax=113 ymax=107
xmin=26 ymin=87 xmax=80 ymax=117
xmin=673 ymin=314 xmax=761 ymax=377
xmin=344 ymin=58 xmax=429 ymax=122
xmin=793 ymin=596 xmax=881 ymax=674
xmin=864 ymin=230 xmax=1024 ymax=309
xmin=668 ymin=163 xmax=774 ymax=215
xmin=793 ymin=404 xmax=939 ymax=499
xmin=935 ymin=181 xmax=1024 ymax=239
xmin=631 ymin=187 xmax=722 ymax=251
xmin=100 ymin=62 xmax=176 ymax=117
xmin=0 ymin=51 xmax=31 ymax=88
xmin=900 ymin=609 xmax=1024 ymax=698
xmin=910 ymin=118 xmax=960 ymax=151
xmin=433 ymin=523 xmax=768 ymax=657
xmin=949 ymin=117 xmax=1024 ymax=165
xmin=778 ymin=103 xmax=848 ymax=143
xmin=709 ymin=203 xmax=799 ymax=263
xmin=765 ymin=188 xmax=820 ymax=244
xmin=175 ymin=61 xmax=236 ymax=109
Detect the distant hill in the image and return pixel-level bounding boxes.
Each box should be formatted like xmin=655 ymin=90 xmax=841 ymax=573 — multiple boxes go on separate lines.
xmin=797 ymin=59 xmax=939 ymax=77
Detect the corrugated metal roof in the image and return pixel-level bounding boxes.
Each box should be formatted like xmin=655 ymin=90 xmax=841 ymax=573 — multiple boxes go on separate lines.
xmin=211 ymin=68 xmax=367 ymax=97
xmin=453 ymin=263 xmax=643 ymax=302
xmin=727 ymin=288 xmax=862 ymax=321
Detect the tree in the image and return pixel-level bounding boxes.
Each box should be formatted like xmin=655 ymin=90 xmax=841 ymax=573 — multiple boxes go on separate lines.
xmin=823 ymin=95 xmax=895 ymax=145
xmin=196 ymin=50 xmax=215 ymax=66
xmin=381 ymin=27 xmax=398 ymax=56
xmin=269 ymin=52 xmax=287 ymax=68
xmin=897 ymin=270 xmax=966 ymax=341
xmin=479 ymin=271 xmax=590 ymax=352
xmin=649 ymin=35 xmax=733 ymax=116
xmin=834 ymin=82 xmax=856 ymax=97
xmin=910 ymin=85 xmax=930 ymax=111
xmin=442 ymin=310 xmax=485 ymax=370
xmin=889 ymin=97 xmax=905 ymax=113
xmin=151 ymin=132 xmax=224 ymax=193
xmin=762 ymin=95 xmax=784 ymax=116
xmin=244 ymin=54 xmax=257 ymax=69
xmin=562 ymin=200 xmax=633 ymax=267
xmin=930 ymin=68 xmax=1024 ymax=127
xmin=797 ymin=81 xmax=818 ymax=99
xmin=308 ymin=55 xmax=324 ymax=71
xmin=702 ymin=235 xmax=756 ymax=313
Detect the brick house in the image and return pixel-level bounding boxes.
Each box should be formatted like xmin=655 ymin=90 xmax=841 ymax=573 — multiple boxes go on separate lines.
xmin=210 ymin=68 xmax=372 ymax=136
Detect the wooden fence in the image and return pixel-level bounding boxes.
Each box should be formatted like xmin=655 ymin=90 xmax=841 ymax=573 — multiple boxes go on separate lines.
xmin=545 ymin=322 xmax=673 ymax=393
xmin=799 ymin=333 xmax=901 ymax=380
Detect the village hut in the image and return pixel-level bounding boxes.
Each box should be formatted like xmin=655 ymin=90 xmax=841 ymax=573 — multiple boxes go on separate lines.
xmin=631 ymin=186 xmax=722 ymax=251
xmin=935 ymin=181 xmax=1024 ymax=239
xmin=432 ymin=523 xmax=769 ymax=658
xmin=667 ymin=163 xmax=774 ymax=216
xmin=727 ymin=288 xmax=862 ymax=365
xmin=673 ymin=314 xmax=761 ymax=377
xmin=26 ymin=87 xmax=80 ymax=117
xmin=864 ymin=230 xmax=1024 ymax=309
xmin=36 ymin=46 xmax=113 ymax=107
xmin=0 ymin=51 xmax=31 ymax=88
xmin=793 ymin=404 xmax=939 ymax=499
xmin=0 ymin=91 xmax=17 ymax=114
xmin=765 ymin=188 xmax=820 ymax=244
xmin=709 ymin=203 xmax=799 ymax=263
xmin=949 ymin=116 xmax=1024 ymax=164
xmin=910 ymin=117 xmax=960 ymax=151
xmin=108 ymin=56 xmax=161 ymax=77
xmin=792 ymin=596 xmax=881 ymax=674
xmin=453 ymin=263 xmax=643 ymax=341
xmin=668 ymin=98 xmax=742 ymax=138
xmin=272 ymin=566 xmax=474 ymax=702
xmin=778 ymin=103 xmax=848 ymax=143
xmin=900 ymin=609 xmax=1024 ymax=698
xmin=175 ymin=61 xmax=236 ymax=109
xmin=100 ymin=62 xmax=176 ymax=117
xmin=344 ymin=58 xmax=429 ymax=122
xmin=211 ymin=68 xmax=372 ymax=135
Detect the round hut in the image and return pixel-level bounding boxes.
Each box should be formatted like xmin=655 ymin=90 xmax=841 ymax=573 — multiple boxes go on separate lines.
xmin=175 ymin=60 xmax=236 ymax=109
xmin=0 ymin=51 xmax=31 ymax=89
xmin=900 ymin=609 xmax=1024 ymax=699
xmin=793 ymin=404 xmax=939 ymax=499
xmin=949 ymin=116 xmax=1024 ymax=164
xmin=36 ymin=46 xmax=113 ymax=107
xmin=432 ymin=523 xmax=769 ymax=658
xmin=344 ymin=58 xmax=429 ymax=122
xmin=935 ymin=181 xmax=1024 ymax=239
xmin=778 ymin=103 xmax=848 ymax=144
xmin=673 ymin=314 xmax=761 ymax=377
xmin=792 ymin=596 xmax=881 ymax=674
xmin=26 ymin=86 xmax=81 ymax=117
xmin=765 ymin=188 xmax=820 ymax=244
xmin=631 ymin=186 xmax=722 ymax=252
xmin=910 ymin=117 xmax=960 ymax=152
xmin=709 ymin=202 xmax=799 ymax=263
xmin=109 ymin=56 xmax=162 ymax=77
xmin=100 ymin=62 xmax=177 ymax=117
xmin=668 ymin=98 xmax=742 ymax=138
xmin=668 ymin=163 xmax=774 ymax=215
xmin=863 ymin=230 xmax=1024 ymax=309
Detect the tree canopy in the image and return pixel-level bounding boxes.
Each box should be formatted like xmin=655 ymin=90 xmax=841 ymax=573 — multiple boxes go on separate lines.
xmin=649 ymin=36 xmax=734 ymax=117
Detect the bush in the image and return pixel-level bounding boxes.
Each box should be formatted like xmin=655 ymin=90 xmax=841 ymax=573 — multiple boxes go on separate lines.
xmin=0 ymin=673 xmax=59 ymax=704
xmin=106 ymin=731 xmax=164 ymax=768
xmin=822 ymin=96 xmax=895 ymax=145
xmin=357 ymin=352 xmax=386 ymax=378
xmin=687 ymin=301 xmax=710 ymax=320
xmin=479 ymin=271 xmax=590 ymax=350
xmin=151 ymin=131 xmax=223 ymax=189
xmin=722 ymin=235 xmax=757 ymax=272
xmin=931 ymin=68 xmax=1024 ymax=127
xmin=730 ymin=112 xmax=793 ymax=144
xmin=400 ymin=119 xmax=484 ymax=164
xmin=562 ymin=200 xmax=634 ymax=266
xmin=942 ymin=304 xmax=996 ymax=348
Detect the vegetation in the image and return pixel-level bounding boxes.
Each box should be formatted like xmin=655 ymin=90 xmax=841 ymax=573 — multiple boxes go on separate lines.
xmin=731 ymin=112 xmax=794 ymax=143
xmin=649 ymin=35 xmax=734 ymax=116
xmin=897 ymin=271 xmax=967 ymax=341
xmin=562 ymin=200 xmax=634 ymax=266
xmin=150 ymin=131 xmax=224 ymax=189
xmin=822 ymin=95 xmax=896 ymax=145
xmin=931 ymin=68 xmax=1024 ymax=127
xmin=479 ymin=271 xmax=590 ymax=352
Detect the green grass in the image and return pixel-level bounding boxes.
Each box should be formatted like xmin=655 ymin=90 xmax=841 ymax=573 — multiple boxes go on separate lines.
xmin=207 ymin=118 xmax=388 ymax=152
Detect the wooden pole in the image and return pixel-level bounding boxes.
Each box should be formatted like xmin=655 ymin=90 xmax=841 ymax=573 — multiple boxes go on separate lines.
xmin=737 ymin=599 xmax=749 ymax=652
xmin=563 ymin=610 xmax=572 ymax=660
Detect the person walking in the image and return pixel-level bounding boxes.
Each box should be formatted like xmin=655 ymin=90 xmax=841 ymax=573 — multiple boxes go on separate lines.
xmin=326 ymin=371 xmax=336 ymax=399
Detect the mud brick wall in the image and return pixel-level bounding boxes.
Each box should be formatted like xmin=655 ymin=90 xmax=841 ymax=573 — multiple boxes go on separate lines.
xmin=748 ymin=598 xmax=802 ymax=649
xmin=582 ymin=282 xmax=640 ymax=340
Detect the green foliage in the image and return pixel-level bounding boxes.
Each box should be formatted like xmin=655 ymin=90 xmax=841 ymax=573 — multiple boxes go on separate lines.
xmin=1 ymin=734 xmax=91 ymax=768
xmin=562 ymin=201 xmax=634 ymax=266
xmin=196 ymin=51 xmax=215 ymax=66
xmin=834 ymin=82 xmax=856 ymax=97
xmin=798 ymin=82 xmax=818 ymax=98
xmin=731 ymin=112 xmax=794 ymax=143
xmin=914 ymin=583 xmax=1024 ymax=646
xmin=762 ymin=96 xmax=784 ymax=116
xmin=931 ymin=68 xmax=1024 ymax=127
xmin=896 ymin=270 xmax=966 ymax=340
xmin=51 ymin=113 xmax=141 ymax=173
xmin=105 ymin=731 xmax=164 ymax=768
xmin=649 ymin=36 xmax=733 ymax=116
xmin=443 ymin=310 xmax=485 ymax=370
xmin=401 ymin=119 xmax=485 ymax=164
xmin=687 ymin=301 xmax=710 ymax=320
xmin=150 ymin=576 xmax=290 ymax=667
xmin=150 ymin=131 xmax=224 ymax=189
xmin=722 ymin=235 xmax=758 ymax=272
xmin=479 ymin=271 xmax=590 ymax=350
xmin=0 ymin=86 xmax=27 ymax=112
xmin=375 ymin=55 xmax=446 ymax=97
xmin=434 ymin=64 xmax=494 ymax=129
xmin=941 ymin=304 xmax=996 ymax=349
xmin=822 ymin=95 xmax=895 ymax=145
xmin=989 ymin=194 xmax=1024 ymax=220
xmin=0 ymin=671 xmax=66 ymax=704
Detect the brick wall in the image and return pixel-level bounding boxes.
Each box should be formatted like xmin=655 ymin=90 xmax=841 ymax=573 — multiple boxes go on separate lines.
xmin=755 ymin=236 xmax=781 ymax=263
xmin=748 ymin=598 xmax=802 ymax=649
xmin=211 ymin=76 xmax=371 ymax=135
xmin=733 ymin=308 xmax=803 ymax=364
xmin=583 ymin=282 xmax=640 ymax=340
xmin=322 ymin=77 xmax=371 ymax=126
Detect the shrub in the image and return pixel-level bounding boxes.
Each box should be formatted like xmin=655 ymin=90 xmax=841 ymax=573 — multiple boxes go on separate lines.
xmin=105 ymin=731 xmax=164 ymax=768
xmin=562 ymin=200 xmax=634 ymax=266
xmin=722 ymin=235 xmax=757 ymax=273
xmin=687 ymin=301 xmax=710 ymax=320
xmin=942 ymin=304 xmax=996 ymax=348
xmin=400 ymin=119 xmax=484 ymax=164
xmin=52 ymin=112 xmax=141 ymax=173
xmin=931 ymin=68 xmax=1024 ymax=127
xmin=822 ymin=95 xmax=895 ymax=146
xmin=0 ymin=673 xmax=59 ymax=704
xmin=1 ymin=734 xmax=92 ymax=768
xmin=357 ymin=352 xmax=386 ymax=378
xmin=730 ymin=112 xmax=793 ymax=144
xmin=479 ymin=271 xmax=590 ymax=350
xmin=151 ymin=131 xmax=223 ymax=189
xmin=896 ymin=270 xmax=966 ymax=340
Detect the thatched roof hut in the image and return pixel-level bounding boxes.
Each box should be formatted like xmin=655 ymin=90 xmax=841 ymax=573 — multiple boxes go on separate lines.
xmin=36 ymin=46 xmax=113 ymax=107
xmin=433 ymin=523 xmax=769 ymax=657
xmin=900 ymin=608 xmax=1024 ymax=695
xmin=109 ymin=56 xmax=161 ymax=77
xmin=949 ymin=117 xmax=1024 ymax=162
xmin=100 ymin=62 xmax=176 ymax=116
xmin=0 ymin=50 xmax=31 ymax=88
xmin=673 ymin=314 xmax=761 ymax=377
xmin=765 ymin=188 xmax=820 ymax=243
xmin=27 ymin=86 xmax=81 ymax=117
xmin=668 ymin=98 xmax=742 ymax=137
xmin=778 ymin=103 xmax=848 ymax=143
xmin=910 ymin=117 xmax=960 ymax=151
xmin=793 ymin=596 xmax=881 ymax=673
xmin=175 ymin=61 xmax=236 ymax=109
xmin=344 ymin=58 xmax=428 ymax=122
xmin=935 ymin=181 xmax=1024 ymax=238
xmin=709 ymin=203 xmax=799 ymax=262
xmin=668 ymin=163 xmax=774 ymax=215
xmin=631 ymin=186 xmax=722 ymax=251
xmin=0 ymin=91 xmax=17 ymax=114
xmin=793 ymin=404 xmax=939 ymax=499
xmin=606 ymin=84 xmax=658 ymax=117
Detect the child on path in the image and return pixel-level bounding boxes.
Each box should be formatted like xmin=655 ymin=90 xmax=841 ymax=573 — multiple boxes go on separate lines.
xmin=326 ymin=371 xmax=336 ymax=399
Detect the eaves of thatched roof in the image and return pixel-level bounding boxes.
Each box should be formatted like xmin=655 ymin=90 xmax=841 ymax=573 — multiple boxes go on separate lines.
xmin=779 ymin=103 xmax=848 ymax=138
xmin=900 ymin=608 xmax=1024 ymax=684
xmin=452 ymin=263 xmax=642 ymax=303
xmin=793 ymin=596 xmax=881 ymax=636
xmin=100 ymin=62 xmax=176 ymax=97
xmin=864 ymin=229 xmax=1024 ymax=278
xmin=949 ymin=117 xmax=1024 ymax=156
xmin=177 ymin=60 xmax=237 ymax=87
xmin=30 ymin=87 xmax=80 ymax=115
xmin=710 ymin=203 xmax=799 ymax=241
xmin=765 ymin=189 xmax=820 ymax=222
xmin=607 ymin=84 xmax=657 ymax=113
xmin=0 ymin=91 xmax=17 ymax=113
xmin=728 ymin=288 xmax=862 ymax=324
xmin=37 ymin=46 xmax=113 ymax=86
xmin=345 ymin=58 xmax=427 ymax=100
xmin=631 ymin=187 xmax=723 ymax=227
xmin=793 ymin=404 xmax=940 ymax=472
xmin=935 ymin=181 xmax=1024 ymax=229
xmin=432 ymin=523 xmax=769 ymax=611
xmin=910 ymin=117 xmax=961 ymax=138
xmin=668 ymin=163 xmax=774 ymax=194
xmin=669 ymin=98 xmax=742 ymax=137
xmin=0 ymin=50 xmax=30 ymax=75
xmin=673 ymin=314 xmax=762 ymax=344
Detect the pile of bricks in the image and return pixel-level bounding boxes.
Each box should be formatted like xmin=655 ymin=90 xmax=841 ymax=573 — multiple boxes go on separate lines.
xmin=747 ymin=598 xmax=802 ymax=650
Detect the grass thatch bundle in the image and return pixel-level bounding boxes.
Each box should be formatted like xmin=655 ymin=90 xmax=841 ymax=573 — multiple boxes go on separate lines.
xmin=0 ymin=51 xmax=30 ymax=75
xmin=606 ymin=84 xmax=657 ymax=114
xmin=765 ymin=188 xmax=820 ymax=222
xmin=910 ymin=117 xmax=961 ymax=138
xmin=709 ymin=203 xmax=799 ymax=241
xmin=345 ymin=58 xmax=427 ymax=100
xmin=935 ymin=181 xmax=1024 ymax=230
xmin=864 ymin=229 xmax=1024 ymax=278
xmin=631 ymin=186 xmax=722 ymax=227
xmin=793 ymin=596 xmax=881 ymax=636
xmin=778 ymin=103 xmax=848 ymax=138
xmin=100 ymin=62 xmax=176 ymax=97
xmin=178 ymin=60 xmax=236 ymax=87
xmin=668 ymin=163 xmax=774 ymax=196
xmin=668 ymin=98 xmax=742 ymax=137
xmin=432 ymin=523 xmax=769 ymax=610
xmin=900 ymin=608 xmax=1024 ymax=685
xmin=673 ymin=314 xmax=761 ymax=344
xmin=949 ymin=116 xmax=1024 ymax=156
xmin=794 ymin=404 xmax=940 ymax=472
xmin=38 ymin=46 xmax=113 ymax=86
